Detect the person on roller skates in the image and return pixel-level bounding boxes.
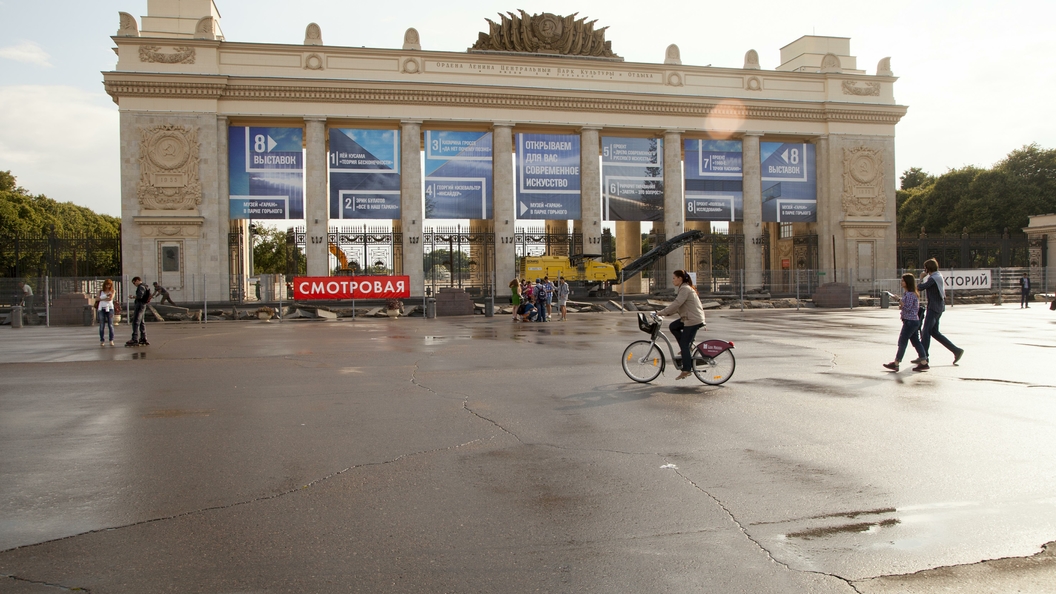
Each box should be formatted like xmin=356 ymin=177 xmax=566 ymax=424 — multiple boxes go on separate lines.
xmin=125 ymin=277 xmax=152 ymax=347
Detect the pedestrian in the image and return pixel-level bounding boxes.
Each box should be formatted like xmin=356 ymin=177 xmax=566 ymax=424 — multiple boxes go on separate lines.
xmin=153 ymin=282 xmax=176 ymax=306
xmin=510 ymin=279 xmax=522 ymax=321
xmin=1020 ymin=274 xmax=1031 ymax=308
xmin=918 ymin=258 xmax=964 ymax=367
xmin=519 ymin=294 xmax=538 ymax=322
xmin=543 ymin=276 xmax=555 ymax=320
xmin=19 ymin=280 xmax=34 ymax=316
xmin=96 ymin=279 xmax=117 ymax=346
xmin=556 ymin=276 xmax=570 ymax=321
xmin=125 ymin=277 xmax=151 ymax=347
xmin=534 ymin=278 xmax=547 ymax=322
xmin=655 ymin=270 xmax=706 ymax=381
xmin=882 ymin=273 xmax=929 ymax=372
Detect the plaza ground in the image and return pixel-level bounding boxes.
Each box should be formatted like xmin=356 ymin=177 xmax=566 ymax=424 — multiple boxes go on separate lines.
xmin=1 ymin=305 xmax=1055 ymax=593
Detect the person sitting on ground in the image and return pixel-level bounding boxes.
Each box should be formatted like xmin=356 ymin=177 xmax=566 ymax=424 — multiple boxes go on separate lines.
xmin=519 ymin=294 xmax=538 ymax=322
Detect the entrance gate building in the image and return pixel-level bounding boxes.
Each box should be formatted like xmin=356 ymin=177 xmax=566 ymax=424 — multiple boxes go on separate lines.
xmin=106 ymin=1 xmax=906 ymax=301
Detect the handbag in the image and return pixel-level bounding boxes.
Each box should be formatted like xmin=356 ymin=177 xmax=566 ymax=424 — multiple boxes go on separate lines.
xmin=917 ymin=305 xmax=925 ymax=320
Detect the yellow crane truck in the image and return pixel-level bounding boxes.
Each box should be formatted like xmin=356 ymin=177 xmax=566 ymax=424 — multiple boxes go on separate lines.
xmin=520 ymin=254 xmax=620 ymax=297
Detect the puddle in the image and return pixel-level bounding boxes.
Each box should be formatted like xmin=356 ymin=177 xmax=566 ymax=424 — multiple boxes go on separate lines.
xmin=787 ymin=518 xmax=900 ymax=540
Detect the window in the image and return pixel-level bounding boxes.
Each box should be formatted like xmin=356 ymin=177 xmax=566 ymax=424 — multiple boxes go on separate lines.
xmin=779 ymin=222 xmax=793 ymax=239
xmin=162 ymin=246 xmax=180 ymax=272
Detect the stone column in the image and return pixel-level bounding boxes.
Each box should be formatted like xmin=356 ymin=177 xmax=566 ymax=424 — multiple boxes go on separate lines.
xmin=216 ymin=115 xmax=234 ymax=301
xmin=493 ymin=123 xmax=517 ymax=286
xmin=743 ymin=132 xmax=763 ymax=290
xmin=815 ymin=136 xmax=833 ymax=281
xmin=400 ymin=120 xmax=424 ymax=296
xmin=580 ymin=126 xmax=602 ymax=256
xmin=304 ymin=117 xmax=329 ymax=277
xmin=663 ymin=130 xmax=684 ymax=286
xmin=616 ymin=221 xmax=642 ymax=293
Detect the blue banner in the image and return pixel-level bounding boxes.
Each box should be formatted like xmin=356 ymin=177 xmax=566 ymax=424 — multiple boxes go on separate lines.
xmin=602 ymin=137 xmax=663 ymax=222
xmin=229 ymin=126 xmax=304 ymax=219
xmin=329 ymin=128 xmax=401 ymax=220
xmin=424 ymin=131 xmax=492 ymax=220
xmin=761 ymin=142 xmax=816 ymax=222
xmin=516 ymin=133 xmax=580 ymax=220
xmin=684 ymin=139 xmax=742 ymax=222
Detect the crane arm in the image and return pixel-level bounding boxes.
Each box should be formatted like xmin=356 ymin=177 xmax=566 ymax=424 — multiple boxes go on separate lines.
xmin=617 ymin=230 xmax=706 ymax=282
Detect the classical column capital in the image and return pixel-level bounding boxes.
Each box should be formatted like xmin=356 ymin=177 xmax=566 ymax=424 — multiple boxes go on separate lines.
xmin=303 ymin=116 xmax=327 ymax=122
xmin=400 ymin=119 xmax=423 ymax=126
xmin=492 ymin=121 xmax=515 ymax=129
xmin=743 ymin=131 xmax=764 ymax=137
xmin=578 ymin=125 xmax=603 ymax=132
xmin=663 ymin=129 xmax=685 ymax=136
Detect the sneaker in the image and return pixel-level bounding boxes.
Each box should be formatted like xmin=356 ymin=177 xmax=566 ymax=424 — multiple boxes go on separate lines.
xmin=910 ymin=357 xmax=926 ymax=364
xmin=100 ymin=342 xmax=105 ymax=347
xmin=675 ymin=371 xmax=692 ymax=380
xmin=109 ymin=341 xmax=115 ymax=346
xmin=913 ymin=362 xmax=930 ymax=372
xmin=953 ymin=348 xmax=964 ymax=364
xmin=882 ymin=362 xmax=899 ymax=371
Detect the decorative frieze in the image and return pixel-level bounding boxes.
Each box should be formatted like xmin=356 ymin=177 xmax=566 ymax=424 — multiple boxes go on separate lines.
xmin=842 ymin=80 xmax=881 ymax=96
xmin=104 ymin=79 xmax=906 ymax=124
xmin=136 ymin=125 xmax=202 ymax=211
xmin=139 ymin=46 xmax=196 ymax=64
xmin=841 ymin=146 xmax=886 ymax=217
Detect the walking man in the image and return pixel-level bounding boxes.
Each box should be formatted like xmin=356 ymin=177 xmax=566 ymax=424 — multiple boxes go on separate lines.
xmin=557 ymin=276 xmax=570 ymax=321
xmin=917 ymin=259 xmax=964 ymax=368
xmin=1020 ymin=274 xmax=1031 ymax=308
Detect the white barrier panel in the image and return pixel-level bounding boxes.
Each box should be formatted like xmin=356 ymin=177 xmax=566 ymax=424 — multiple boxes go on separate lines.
xmin=945 ymin=269 xmax=992 ymax=290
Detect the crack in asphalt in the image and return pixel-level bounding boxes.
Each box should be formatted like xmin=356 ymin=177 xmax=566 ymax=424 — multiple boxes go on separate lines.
xmin=0 ymin=438 xmax=484 ymax=557
xmin=667 ymin=464 xmax=864 ymax=594
xmin=2 ymin=573 xmax=90 ymax=592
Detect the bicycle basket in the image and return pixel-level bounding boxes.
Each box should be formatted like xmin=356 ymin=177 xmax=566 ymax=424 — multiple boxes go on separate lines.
xmin=637 ymin=312 xmax=658 ymax=335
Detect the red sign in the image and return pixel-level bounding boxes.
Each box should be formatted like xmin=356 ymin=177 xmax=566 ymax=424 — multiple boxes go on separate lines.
xmin=293 ymin=276 xmax=411 ymax=300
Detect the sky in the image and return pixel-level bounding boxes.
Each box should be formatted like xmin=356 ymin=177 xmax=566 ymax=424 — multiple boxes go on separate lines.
xmin=1 ymin=0 xmax=1054 ymax=217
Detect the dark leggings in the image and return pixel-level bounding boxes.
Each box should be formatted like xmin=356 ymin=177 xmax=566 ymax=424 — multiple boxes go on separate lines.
xmin=670 ymin=319 xmax=704 ymax=372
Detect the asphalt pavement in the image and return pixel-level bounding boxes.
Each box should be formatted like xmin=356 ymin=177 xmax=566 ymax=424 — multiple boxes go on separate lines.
xmin=1 ymin=304 xmax=1055 ymax=593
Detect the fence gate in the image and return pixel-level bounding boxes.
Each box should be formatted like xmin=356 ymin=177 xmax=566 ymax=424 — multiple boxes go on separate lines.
xmin=682 ymin=232 xmax=745 ymax=294
xmin=425 ymin=225 xmax=494 ymax=296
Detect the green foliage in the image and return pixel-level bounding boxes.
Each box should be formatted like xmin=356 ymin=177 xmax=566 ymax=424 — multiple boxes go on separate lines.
xmin=897 ymin=144 xmax=1056 ymax=236
xmin=0 ymin=171 xmax=120 ymax=237
xmin=252 ymin=226 xmax=299 ymax=275
xmin=424 ymin=249 xmax=471 ymax=274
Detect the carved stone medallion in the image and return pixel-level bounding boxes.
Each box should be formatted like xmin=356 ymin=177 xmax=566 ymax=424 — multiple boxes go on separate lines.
xmin=841 ymin=147 xmax=885 ymax=217
xmin=137 ymin=125 xmax=202 ymax=211
xmin=139 ymin=46 xmax=196 ymax=64
xmin=470 ymin=11 xmax=620 ymax=59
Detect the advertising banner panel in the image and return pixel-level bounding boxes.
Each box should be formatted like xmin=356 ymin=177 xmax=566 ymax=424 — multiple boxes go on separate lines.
xmin=516 ymin=133 xmax=580 ymax=220
xmin=602 ymin=137 xmax=663 ymax=222
xmin=684 ymin=139 xmax=743 ymax=222
xmin=424 ymin=131 xmax=493 ymax=220
xmin=761 ymin=142 xmax=816 ymax=222
xmin=229 ymin=126 xmax=304 ymax=219
xmin=329 ymin=128 xmax=401 ymax=220
xmin=293 ymin=275 xmax=411 ymax=300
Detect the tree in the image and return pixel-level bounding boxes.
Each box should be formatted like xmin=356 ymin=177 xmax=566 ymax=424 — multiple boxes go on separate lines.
xmin=252 ymin=227 xmax=304 ymax=275
xmin=896 ymin=144 xmax=1056 ymax=237
xmin=0 ymin=170 xmax=120 ymax=238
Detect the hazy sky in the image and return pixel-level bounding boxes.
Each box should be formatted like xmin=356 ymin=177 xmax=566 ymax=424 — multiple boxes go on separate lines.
xmin=1 ymin=0 xmax=1054 ymax=216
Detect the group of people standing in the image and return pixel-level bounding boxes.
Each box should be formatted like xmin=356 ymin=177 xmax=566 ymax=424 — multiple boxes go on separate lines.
xmin=94 ymin=276 xmax=157 ymax=347
xmin=885 ymin=258 xmax=965 ymax=372
xmin=510 ymin=276 xmax=570 ymax=322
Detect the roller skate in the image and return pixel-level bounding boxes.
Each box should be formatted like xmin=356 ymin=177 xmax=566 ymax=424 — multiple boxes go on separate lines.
xmin=125 ymin=339 xmax=139 ymax=347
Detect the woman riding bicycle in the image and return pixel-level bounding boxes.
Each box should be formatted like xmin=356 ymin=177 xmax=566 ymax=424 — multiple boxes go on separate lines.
xmin=655 ymin=270 xmax=706 ymax=380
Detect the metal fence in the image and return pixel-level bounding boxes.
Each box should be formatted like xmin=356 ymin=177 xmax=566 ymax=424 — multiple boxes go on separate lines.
xmin=896 ymin=232 xmax=1037 ymax=269
xmin=0 ymin=232 xmax=121 ymax=279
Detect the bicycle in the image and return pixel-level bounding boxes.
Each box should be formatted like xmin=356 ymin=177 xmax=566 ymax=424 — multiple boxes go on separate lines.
xmin=622 ymin=312 xmax=736 ymax=385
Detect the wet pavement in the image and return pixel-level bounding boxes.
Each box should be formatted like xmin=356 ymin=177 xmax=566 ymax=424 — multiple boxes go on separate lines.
xmin=1 ymin=305 xmax=1055 ymax=593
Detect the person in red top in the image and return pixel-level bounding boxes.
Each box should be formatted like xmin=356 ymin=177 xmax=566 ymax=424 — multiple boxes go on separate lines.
xmin=883 ymin=273 xmax=929 ymax=372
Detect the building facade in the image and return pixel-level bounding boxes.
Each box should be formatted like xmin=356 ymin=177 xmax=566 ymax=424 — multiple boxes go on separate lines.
xmin=105 ymin=0 xmax=907 ymax=301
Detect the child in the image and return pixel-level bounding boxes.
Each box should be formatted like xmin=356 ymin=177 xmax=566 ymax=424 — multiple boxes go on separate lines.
xmin=883 ymin=273 xmax=928 ymax=372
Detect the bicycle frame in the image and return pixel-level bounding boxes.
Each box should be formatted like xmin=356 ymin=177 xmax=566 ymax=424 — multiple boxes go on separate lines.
xmin=643 ymin=318 xmax=734 ymax=372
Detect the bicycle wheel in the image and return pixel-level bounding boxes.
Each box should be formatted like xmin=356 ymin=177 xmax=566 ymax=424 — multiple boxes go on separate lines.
xmin=622 ymin=340 xmax=664 ymax=383
xmin=693 ymin=349 xmax=736 ymax=385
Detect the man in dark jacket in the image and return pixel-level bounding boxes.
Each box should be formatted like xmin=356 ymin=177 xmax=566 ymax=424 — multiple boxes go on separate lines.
xmin=1020 ymin=274 xmax=1031 ymax=308
xmin=917 ymin=259 xmax=963 ymax=368
xmin=125 ymin=277 xmax=150 ymax=346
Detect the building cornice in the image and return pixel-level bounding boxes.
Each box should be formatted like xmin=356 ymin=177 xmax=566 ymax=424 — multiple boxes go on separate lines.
xmin=103 ymin=74 xmax=908 ymax=125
